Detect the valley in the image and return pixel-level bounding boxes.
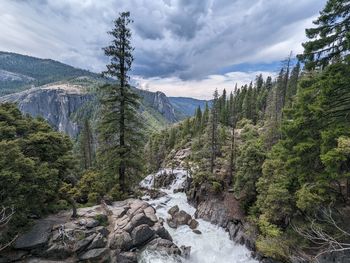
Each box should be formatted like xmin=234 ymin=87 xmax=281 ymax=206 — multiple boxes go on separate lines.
xmin=1 ymin=1 xmax=350 ymax=263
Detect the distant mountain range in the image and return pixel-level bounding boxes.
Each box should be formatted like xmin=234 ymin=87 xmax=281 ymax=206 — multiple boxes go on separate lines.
xmin=0 ymin=51 xmax=209 ymax=135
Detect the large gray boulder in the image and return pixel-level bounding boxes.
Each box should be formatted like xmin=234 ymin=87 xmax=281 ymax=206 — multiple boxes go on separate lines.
xmin=173 ymin=210 xmax=192 ymax=226
xmin=14 ymin=220 xmax=54 ymax=250
xmin=145 ymin=237 xmax=182 ymax=256
xmin=131 ymin=224 xmax=155 ymax=247
xmin=109 ymin=231 xmax=132 ymax=251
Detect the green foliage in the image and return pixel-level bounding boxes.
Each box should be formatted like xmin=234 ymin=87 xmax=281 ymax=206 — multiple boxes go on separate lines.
xmin=98 ymin=12 xmax=144 ymax=194
xmin=234 ymin=121 xmax=266 ymax=210
xmin=0 ymin=103 xmax=75 ymax=239
xmin=299 ymin=0 xmax=350 ymax=70
xmin=0 ymin=51 xmax=98 ymax=95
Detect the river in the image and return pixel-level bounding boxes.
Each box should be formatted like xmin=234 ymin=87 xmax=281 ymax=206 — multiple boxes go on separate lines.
xmin=138 ymin=168 xmax=258 ymax=263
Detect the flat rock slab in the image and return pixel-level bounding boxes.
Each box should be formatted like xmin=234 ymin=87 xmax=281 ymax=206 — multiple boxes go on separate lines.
xmin=14 ymin=220 xmax=54 ymax=250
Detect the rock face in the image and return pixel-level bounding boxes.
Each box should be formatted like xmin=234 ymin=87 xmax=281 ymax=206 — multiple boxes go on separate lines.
xmin=0 ymin=84 xmax=91 ymax=137
xmin=0 ymin=84 xmax=183 ymax=138
xmin=187 ymin=183 xmax=256 ymax=251
xmin=3 ymin=199 xmax=186 ymax=262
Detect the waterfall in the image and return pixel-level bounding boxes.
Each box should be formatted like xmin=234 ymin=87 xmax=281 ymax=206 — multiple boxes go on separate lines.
xmin=139 ymin=168 xmax=258 ymax=263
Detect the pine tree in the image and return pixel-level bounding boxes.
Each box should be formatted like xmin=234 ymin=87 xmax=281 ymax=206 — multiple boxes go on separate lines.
xmin=298 ymin=0 xmax=350 ymax=69
xmin=79 ymin=119 xmax=94 ymax=170
xmin=285 ymin=62 xmax=301 ymax=106
xmin=99 ymin=12 xmax=143 ymax=193
xmin=209 ymin=89 xmax=219 ymax=173
xmin=202 ymin=102 xmax=210 ymax=127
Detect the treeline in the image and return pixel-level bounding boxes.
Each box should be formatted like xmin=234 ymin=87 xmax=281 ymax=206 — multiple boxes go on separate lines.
xmin=146 ymin=0 xmax=350 ymax=260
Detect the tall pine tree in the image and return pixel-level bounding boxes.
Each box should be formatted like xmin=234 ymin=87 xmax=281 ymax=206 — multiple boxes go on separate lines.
xmin=99 ymin=12 xmax=143 ymax=194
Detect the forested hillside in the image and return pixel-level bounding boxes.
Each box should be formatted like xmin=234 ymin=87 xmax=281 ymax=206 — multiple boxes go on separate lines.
xmin=1 ymin=0 xmax=350 ymax=262
xmin=0 ymin=51 xmax=98 ymax=95
xmin=145 ymin=0 xmax=350 ymax=260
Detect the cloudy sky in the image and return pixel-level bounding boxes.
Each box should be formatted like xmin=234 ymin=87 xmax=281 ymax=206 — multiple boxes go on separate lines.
xmin=0 ymin=0 xmax=326 ymax=99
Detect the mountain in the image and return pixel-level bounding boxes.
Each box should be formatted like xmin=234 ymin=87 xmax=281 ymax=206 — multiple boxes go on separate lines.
xmin=0 ymin=51 xmax=97 ymax=96
xmin=168 ymin=97 xmax=209 ymax=117
xmin=0 ymin=51 xmax=208 ymax=136
xmin=0 ymin=77 xmax=180 ymax=137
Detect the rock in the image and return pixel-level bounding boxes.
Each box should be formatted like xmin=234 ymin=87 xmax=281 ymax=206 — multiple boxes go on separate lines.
xmin=95 ymin=226 xmax=109 ymax=237
xmin=73 ymin=233 xmax=96 ymax=253
xmin=79 ymin=219 xmax=87 ymax=226
xmin=86 ymin=219 xmax=100 ymax=229
xmin=144 ymin=206 xmax=158 ymax=223
xmin=131 ymin=224 xmax=155 ymax=247
xmin=87 ymin=233 xmax=107 ymax=250
xmin=188 ymin=219 xmax=199 ymax=229
xmin=44 ymin=243 xmax=73 ymax=259
xmin=180 ymin=245 xmax=191 ymax=258
xmin=14 ymin=220 xmax=53 ymax=250
xmin=173 ymin=210 xmax=192 ymax=225
xmin=166 ymin=218 xmax=177 ymax=229
xmin=109 ymin=231 xmax=132 ymax=251
xmin=152 ymin=223 xmax=172 ymax=241
xmin=128 ymin=200 xmax=149 ymax=216
xmin=145 ymin=237 xmax=182 ymax=256
xmin=117 ymin=251 xmax=138 ymax=263
xmin=154 ymin=172 xmax=176 ymax=188
xmin=0 ymin=250 xmax=28 ymax=262
xmin=193 ymin=229 xmax=202 ymax=235
xmin=123 ymin=212 xmax=154 ymax=232
xmin=168 ymin=205 xmax=179 ymax=216
xmin=79 ymin=247 xmax=109 ymax=262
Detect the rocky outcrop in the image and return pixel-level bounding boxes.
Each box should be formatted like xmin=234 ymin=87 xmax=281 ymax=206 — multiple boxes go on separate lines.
xmin=0 ymin=84 xmax=92 ymax=137
xmin=1 ymin=200 xmax=187 ymax=262
xmin=0 ymin=83 xmax=183 ymax=138
xmin=187 ymin=183 xmax=259 ymax=252
xmin=166 ymin=205 xmax=199 ymax=232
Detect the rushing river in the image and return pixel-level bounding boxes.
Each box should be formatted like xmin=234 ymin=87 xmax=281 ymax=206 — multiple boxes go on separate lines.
xmin=139 ymin=168 xmax=258 ymax=263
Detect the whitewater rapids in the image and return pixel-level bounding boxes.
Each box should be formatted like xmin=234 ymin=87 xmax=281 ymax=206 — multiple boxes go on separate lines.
xmin=138 ymin=168 xmax=258 ymax=263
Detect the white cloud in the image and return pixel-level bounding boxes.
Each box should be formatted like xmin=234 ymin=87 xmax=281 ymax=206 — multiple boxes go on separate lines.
xmin=134 ymin=70 xmax=276 ymax=100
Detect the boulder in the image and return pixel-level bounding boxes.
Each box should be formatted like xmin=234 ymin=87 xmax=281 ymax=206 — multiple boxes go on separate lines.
xmin=188 ymin=219 xmax=199 ymax=229
xmin=73 ymin=233 xmax=96 ymax=253
xmin=193 ymin=229 xmax=202 ymax=235
xmin=44 ymin=243 xmax=73 ymax=259
xmin=152 ymin=223 xmax=172 ymax=241
xmin=168 ymin=205 xmax=179 ymax=216
xmin=95 ymin=226 xmax=109 ymax=237
xmin=145 ymin=237 xmax=182 ymax=256
xmin=180 ymin=245 xmax=191 ymax=259
xmin=173 ymin=210 xmax=191 ymax=226
xmin=131 ymin=224 xmax=155 ymax=247
xmin=117 ymin=252 xmax=138 ymax=263
xmin=79 ymin=247 xmax=109 ymax=262
xmin=166 ymin=218 xmax=177 ymax=229
xmin=144 ymin=206 xmax=158 ymax=223
xmin=109 ymin=231 xmax=132 ymax=251
xmin=123 ymin=212 xmax=154 ymax=232
xmin=87 ymin=233 xmax=107 ymax=250
xmin=14 ymin=220 xmax=53 ymax=250
xmin=86 ymin=219 xmax=100 ymax=229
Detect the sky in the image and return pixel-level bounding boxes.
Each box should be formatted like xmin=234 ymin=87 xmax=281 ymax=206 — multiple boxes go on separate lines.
xmin=0 ymin=0 xmax=326 ymax=99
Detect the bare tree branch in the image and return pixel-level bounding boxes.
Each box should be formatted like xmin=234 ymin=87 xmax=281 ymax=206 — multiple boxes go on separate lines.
xmin=292 ymin=207 xmax=350 ymax=262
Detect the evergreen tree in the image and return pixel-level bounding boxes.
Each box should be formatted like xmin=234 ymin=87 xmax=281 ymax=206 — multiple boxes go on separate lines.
xmin=209 ymin=89 xmax=219 ymax=173
xmin=285 ymin=62 xmax=301 ymax=106
xmin=299 ymin=0 xmax=350 ymax=69
xmin=79 ymin=118 xmax=94 ymax=170
xmin=99 ymin=12 xmax=143 ymax=193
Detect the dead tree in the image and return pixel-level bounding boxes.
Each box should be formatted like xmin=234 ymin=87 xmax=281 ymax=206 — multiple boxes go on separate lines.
xmin=0 ymin=206 xmax=17 ymax=252
xmin=293 ymin=207 xmax=350 ymax=262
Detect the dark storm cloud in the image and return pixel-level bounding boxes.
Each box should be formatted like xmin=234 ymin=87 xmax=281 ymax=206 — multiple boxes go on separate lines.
xmin=0 ymin=0 xmax=326 ymax=79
